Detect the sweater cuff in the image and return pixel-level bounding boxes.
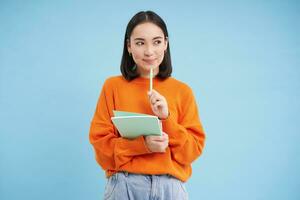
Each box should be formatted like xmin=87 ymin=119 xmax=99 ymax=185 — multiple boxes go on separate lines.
xmin=117 ymin=135 xmax=152 ymax=155
xmin=161 ymin=112 xmax=187 ymax=141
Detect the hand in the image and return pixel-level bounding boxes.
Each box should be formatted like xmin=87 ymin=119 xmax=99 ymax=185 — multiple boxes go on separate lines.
xmin=144 ymin=132 xmax=169 ymax=153
xmin=147 ymin=89 xmax=169 ymax=120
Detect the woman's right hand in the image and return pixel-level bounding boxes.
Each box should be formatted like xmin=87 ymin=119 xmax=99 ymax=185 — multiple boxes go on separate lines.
xmin=144 ymin=132 xmax=169 ymax=153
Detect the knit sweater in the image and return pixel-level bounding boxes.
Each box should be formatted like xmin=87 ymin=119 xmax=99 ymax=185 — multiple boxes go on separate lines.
xmin=89 ymin=75 xmax=205 ymax=182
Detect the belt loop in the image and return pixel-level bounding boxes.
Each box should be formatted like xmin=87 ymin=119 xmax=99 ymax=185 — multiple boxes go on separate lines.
xmin=124 ymin=171 xmax=129 ymax=177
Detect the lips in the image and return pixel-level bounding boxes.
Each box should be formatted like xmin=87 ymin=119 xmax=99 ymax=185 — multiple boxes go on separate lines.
xmin=143 ymin=59 xmax=156 ymax=64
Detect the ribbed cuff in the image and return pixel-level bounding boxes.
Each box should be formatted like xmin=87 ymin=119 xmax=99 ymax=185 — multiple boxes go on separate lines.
xmin=117 ymin=135 xmax=152 ymax=155
xmin=161 ymin=112 xmax=187 ymax=142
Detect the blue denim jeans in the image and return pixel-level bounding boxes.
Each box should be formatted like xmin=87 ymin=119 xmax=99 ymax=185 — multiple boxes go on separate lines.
xmin=104 ymin=172 xmax=188 ymax=200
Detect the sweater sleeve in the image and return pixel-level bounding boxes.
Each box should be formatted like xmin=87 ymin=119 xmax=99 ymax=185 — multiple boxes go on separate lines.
xmin=89 ymin=80 xmax=151 ymax=170
xmin=162 ymin=86 xmax=205 ymax=166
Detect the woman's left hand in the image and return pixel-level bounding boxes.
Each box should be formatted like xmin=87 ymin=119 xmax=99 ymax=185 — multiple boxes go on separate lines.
xmin=148 ymin=89 xmax=169 ymax=120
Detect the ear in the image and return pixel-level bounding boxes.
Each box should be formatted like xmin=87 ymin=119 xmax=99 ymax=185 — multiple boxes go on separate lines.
xmin=164 ymin=36 xmax=169 ymax=51
xmin=127 ymin=39 xmax=131 ymax=54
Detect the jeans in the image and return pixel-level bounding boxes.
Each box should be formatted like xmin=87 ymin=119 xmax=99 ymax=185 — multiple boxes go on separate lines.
xmin=104 ymin=172 xmax=188 ymax=200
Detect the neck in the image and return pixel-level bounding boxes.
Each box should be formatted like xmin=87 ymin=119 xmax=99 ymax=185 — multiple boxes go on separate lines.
xmin=138 ymin=67 xmax=159 ymax=78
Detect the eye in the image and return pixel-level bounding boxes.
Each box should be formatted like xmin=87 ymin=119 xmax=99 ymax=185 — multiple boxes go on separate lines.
xmin=154 ymin=40 xmax=162 ymax=45
xmin=135 ymin=41 xmax=144 ymax=46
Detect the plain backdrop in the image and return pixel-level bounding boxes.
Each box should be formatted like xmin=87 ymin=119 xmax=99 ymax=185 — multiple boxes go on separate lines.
xmin=1 ymin=0 xmax=299 ymax=199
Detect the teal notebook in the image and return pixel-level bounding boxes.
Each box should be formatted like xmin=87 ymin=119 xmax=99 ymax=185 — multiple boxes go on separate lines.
xmin=111 ymin=110 xmax=162 ymax=139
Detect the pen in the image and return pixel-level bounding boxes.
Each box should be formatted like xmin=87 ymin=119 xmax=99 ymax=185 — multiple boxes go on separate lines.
xmin=150 ymin=67 xmax=153 ymax=92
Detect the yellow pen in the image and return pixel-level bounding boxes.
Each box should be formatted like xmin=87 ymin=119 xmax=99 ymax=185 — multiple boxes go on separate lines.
xmin=150 ymin=67 xmax=153 ymax=92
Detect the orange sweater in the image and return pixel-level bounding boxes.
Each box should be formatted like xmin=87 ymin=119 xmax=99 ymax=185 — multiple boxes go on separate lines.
xmin=89 ymin=75 xmax=205 ymax=182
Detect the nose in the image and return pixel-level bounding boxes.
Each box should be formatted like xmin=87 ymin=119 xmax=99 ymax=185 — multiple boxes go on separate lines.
xmin=144 ymin=45 xmax=154 ymax=57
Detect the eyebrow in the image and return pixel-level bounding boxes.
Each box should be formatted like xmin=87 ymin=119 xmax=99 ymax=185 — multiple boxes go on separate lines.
xmin=134 ymin=36 xmax=163 ymax=41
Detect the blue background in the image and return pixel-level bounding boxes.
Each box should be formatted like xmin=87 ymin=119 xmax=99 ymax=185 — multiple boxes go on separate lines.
xmin=1 ymin=0 xmax=299 ymax=199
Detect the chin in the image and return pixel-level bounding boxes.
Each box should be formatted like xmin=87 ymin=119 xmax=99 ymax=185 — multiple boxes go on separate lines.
xmin=140 ymin=65 xmax=158 ymax=71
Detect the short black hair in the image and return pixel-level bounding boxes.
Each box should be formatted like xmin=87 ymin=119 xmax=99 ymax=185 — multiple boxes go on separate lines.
xmin=120 ymin=11 xmax=172 ymax=81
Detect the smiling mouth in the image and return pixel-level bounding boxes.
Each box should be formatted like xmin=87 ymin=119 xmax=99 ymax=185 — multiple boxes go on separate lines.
xmin=143 ymin=59 xmax=156 ymax=64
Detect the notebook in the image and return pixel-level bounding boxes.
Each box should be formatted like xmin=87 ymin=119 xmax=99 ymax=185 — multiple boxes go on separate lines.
xmin=111 ymin=110 xmax=162 ymax=139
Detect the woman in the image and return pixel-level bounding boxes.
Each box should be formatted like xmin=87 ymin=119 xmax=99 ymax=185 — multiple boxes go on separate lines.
xmin=89 ymin=10 xmax=205 ymax=200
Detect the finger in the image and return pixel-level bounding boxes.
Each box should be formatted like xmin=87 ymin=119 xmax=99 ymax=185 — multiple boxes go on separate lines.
xmin=152 ymin=90 xmax=163 ymax=100
xmin=147 ymin=90 xmax=153 ymax=98
xmin=149 ymin=90 xmax=161 ymax=99
xmin=152 ymin=134 xmax=166 ymax=141
xmin=148 ymin=91 xmax=157 ymax=100
xmin=148 ymin=92 xmax=155 ymax=103
xmin=164 ymin=141 xmax=169 ymax=149
xmin=161 ymin=133 xmax=169 ymax=141
xmin=149 ymin=135 xmax=164 ymax=140
xmin=162 ymin=132 xmax=169 ymax=138
xmin=153 ymin=104 xmax=164 ymax=113
xmin=148 ymin=89 xmax=159 ymax=95
xmin=151 ymin=89 xmax=161 ymax=96
xmin=148 ymin=90 xmax=158 ymax=98
xmin=146 ymin=136 xmax=160 ymax=142
xmin=153 ymin=101 xmax=164 ymax=109
xmin=151 ymin=97 xmax=158 ymax=104
xmin=152 ymin=91 xmax=166 ymax=103
xmin=151 ymin=95 xmax=163 ymax=105
xmin=152 ymin=137 xmax=165 ymax=142
xmin=162 ymin=135 xmax=169 ymax=142
xmin=159 ymin=121 xmax=163 ymax=130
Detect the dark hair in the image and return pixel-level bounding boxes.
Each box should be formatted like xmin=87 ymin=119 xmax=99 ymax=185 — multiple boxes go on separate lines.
xmin=120 ymin=11 xmax=172 ymax=81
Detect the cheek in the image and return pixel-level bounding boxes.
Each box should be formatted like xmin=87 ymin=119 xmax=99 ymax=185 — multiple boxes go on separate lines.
xmin=132 ymin=50 xmax=143 ymax=61
xmin=157 ymin=46 xmax=166 ymax=57
xmin=157 ymin=51 xmax=165 ymax=62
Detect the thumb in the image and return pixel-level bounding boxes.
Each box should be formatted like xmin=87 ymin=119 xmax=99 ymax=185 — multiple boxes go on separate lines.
xmin=159 ymin=121 xmax=163 ymax=131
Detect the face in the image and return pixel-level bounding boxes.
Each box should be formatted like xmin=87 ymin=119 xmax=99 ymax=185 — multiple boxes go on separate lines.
xmin=127 ymin=22 xmax=168 ymax=77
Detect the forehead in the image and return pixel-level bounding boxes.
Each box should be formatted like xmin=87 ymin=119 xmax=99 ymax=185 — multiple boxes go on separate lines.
xmin=131 ymin=22 xmax=164 ymax=39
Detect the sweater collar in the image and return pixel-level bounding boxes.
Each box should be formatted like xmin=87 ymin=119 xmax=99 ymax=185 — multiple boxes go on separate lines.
xmin=131 ymin=76 xmax=163 ymax=84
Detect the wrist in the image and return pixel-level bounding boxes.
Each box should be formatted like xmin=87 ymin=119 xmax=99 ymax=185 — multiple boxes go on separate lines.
xmin=158 ymin=112 xmax=170 ymax=120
